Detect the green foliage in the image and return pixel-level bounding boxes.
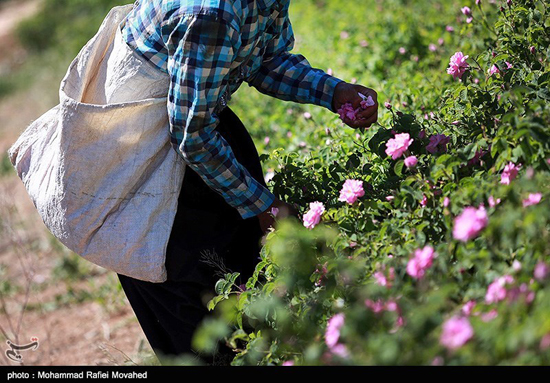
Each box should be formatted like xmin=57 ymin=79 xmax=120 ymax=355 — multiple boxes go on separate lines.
xmin=196 ymin=0 xmax=550 ymax=365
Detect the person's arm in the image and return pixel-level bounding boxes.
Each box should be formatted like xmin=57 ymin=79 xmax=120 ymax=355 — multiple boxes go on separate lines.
xmin=163 ymin=13 xmax=276 ymax=220
xmin=246 ymin=7 xmax=344 ymax=112
xmin=247 ymin=7 xmax=379 ymax=128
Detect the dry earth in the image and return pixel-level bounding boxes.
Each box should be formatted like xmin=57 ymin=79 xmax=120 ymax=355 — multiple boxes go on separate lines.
xmin=0 ymin=0 xmax=154 ymax=366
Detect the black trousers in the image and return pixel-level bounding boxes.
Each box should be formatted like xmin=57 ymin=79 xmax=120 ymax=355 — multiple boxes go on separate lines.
xmin=117 ymin=107 xmax=267 ymax=364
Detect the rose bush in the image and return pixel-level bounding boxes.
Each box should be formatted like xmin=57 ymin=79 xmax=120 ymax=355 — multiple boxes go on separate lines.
xmin=193 ymin=0 xmax=550 ymax=365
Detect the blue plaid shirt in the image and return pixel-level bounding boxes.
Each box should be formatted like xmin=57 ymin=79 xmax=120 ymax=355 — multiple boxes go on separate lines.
xmin=122 ymin=0 xmax=343 ymax=219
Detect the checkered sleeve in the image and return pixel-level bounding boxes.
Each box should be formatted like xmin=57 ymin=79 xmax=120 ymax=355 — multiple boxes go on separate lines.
xmin=247 ymin=9 xmax=344 ymax=113
xmin=165 ymin=13 xmax=276 ymax=220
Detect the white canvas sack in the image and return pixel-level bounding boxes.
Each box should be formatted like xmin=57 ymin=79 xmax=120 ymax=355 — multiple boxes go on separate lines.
xmin=7 ymin=4 xmax=186 ymax=283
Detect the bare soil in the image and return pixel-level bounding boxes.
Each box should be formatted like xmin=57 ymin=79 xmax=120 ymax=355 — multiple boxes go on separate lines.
xmin=0 ymin=0 xmax=154 ymax=366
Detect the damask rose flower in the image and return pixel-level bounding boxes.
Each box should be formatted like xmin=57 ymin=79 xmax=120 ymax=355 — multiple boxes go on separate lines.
xmin=500 ymin=162 xmax=520 ymax=185
xmin=338 ymin=92 xmax=375 ymax=122
xmin=359 ymin=93 xmax=375 ymax=109
xmin=461 ymin=6 xmax=472 ymax=16
xmin=426 ymin=134 xmax=451 ymax=154
xmin=338 ymin=179 xmax=365 ymax=204
xmin=447 ymin=52 xmax=469 ymax=79
xmin=488 ymin=196 xmax=501 ymax=207
xmin=488 ymin=64 xmax=500 ymax=76
xmin=385 ymin=133 xmax=414 ymax=160
xmin=462 ymin=301 xmax=476 ymax=316
xmin=338 ymin=103 xmax=358 ymax=121
xmin=453 ymin=205 xmax=488 ymax=242
xmin=485 ymin=275 xmax=514 ymax=304
xmin=420 ymin=195 xmax=428 ymax=207
xmin=407 ymin=246 xmax=436 ymax=279
xmin=303 ymin=201 xmax=325 ymax=229
xmin=329 ymin=343 xmax=350 ymax=358
xmin=534 ymin=262 xmax=549 ymax=281
xmin=365 ymin=299 xmax=386 ymax=313
xmin=522 ymin=193 xmax=542 ymax=207
xmin=440 ymin=316 xmax=474 ymax=350
xmin=404 ymin=156 xmax=418 ymax=168
xmin=325 ymin=313 xmax=345 ymax=348
xmin=481 ymin=309 xmax=498 ymax=322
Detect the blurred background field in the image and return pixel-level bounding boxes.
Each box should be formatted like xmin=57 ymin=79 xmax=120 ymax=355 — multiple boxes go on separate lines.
xmin=0 ymin=0 xmax=472 ymax=365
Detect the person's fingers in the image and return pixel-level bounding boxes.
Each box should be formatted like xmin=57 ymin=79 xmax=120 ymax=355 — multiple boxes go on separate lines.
xmin=349 ymin=92 xmax=363 ymax=109
xmin=346 ymin=109 xmax=378 ymax=128
xmin=355 ymin=104 xmax=378 ymax=120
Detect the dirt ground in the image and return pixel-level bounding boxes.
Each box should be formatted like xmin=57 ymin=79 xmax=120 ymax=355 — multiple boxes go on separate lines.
xmin=0 ymin=0 xmax=155 ymax=366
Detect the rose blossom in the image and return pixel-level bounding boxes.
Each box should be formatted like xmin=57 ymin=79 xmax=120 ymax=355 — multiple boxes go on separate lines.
xmin=500 ymin=162 xmax=521 ymax=184
xmin=452 ymin=205 xmax=488 ymax=242
xmin=534 ymin=262 xmax=549 ymax=281
xmin=385 ymin=133 xmax=414 ymax=160
xmin=420 ymin=195 xmax=428 ymax=207
xmin=338 ymin=179 xmax=365 ymax=204
xmin=488 ymin=196 xmax=501 ymax=207
xmin=447 ymin=52 xmax=469 ymax=79
xmin=522 ymin=193 xmax=542 ymax=207
xmin=404 ymin=156 xmax=418 ymax=168
xmin=325 ymin=313 xmax=345 ymax=348
xmin=462 ymin=300 xmax=476 ymax=316
xmin=485 ymin=275 xmax=514 ymax=304
xmin=481 ymin=309 xmax=499 ymax=322
xmin=440 ymin=316 xmax=474 ymax=350
xmin=303 ymin=201 xmax=325 ymax=229
xmin=488 ymin=64 xmax=500 ymax=76
xmin=407 ymin=245 xmax=436 ymax=279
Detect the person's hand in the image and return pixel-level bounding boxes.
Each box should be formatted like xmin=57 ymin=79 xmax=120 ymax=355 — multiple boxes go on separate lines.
xmin=257 ymin=197 xmax=299 ymax=235
xmin=332 ymin=82 xmax=379 ymax=129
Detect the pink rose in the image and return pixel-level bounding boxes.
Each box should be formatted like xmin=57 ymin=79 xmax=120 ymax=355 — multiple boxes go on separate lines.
xmin=407 ymin=245 xmax=436 ymax=279
xmin=385 ymin=133 xmax=414 ymax=160
xmin=480 ymin=309 xmax=499 ymax=322
xmin=447 ymin=52 xmax=469 ymax=79
xmin=485 ymin=275 xmax=514 ymax=304
xmin=325 ymin=313 xmax=345 ymax=348
xmin=462 ymin=300 xmax=476 ymax=316
xmin=440 ymin=316 xmax=474 ymax=350
xmin=522 ymin=193 xmax=542 ymax=207
xmin=303 ymin=201 xmax=325 ymax=229
xmin=534 ymin=262 xmax=549 ymax=281
xmin=500 ymin=162 xmax=521 ymax=185
xmin=404 ymin=155 xmax=418 ymax=168
xmin=452 ymin=205 xmax=488 ymax=242
xmin=488 ymin=64 xmax=500 ymax=76
xmin=338 ymin=179 xmax=365 ymax=205
xmin=488 ymin=196 xmax=501 ymax=207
